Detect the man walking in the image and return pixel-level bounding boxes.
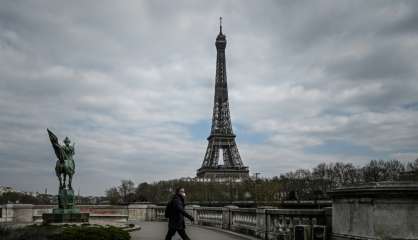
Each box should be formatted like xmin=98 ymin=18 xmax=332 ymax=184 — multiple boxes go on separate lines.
xmin=165 ymin=187 xmax=194 ymax=240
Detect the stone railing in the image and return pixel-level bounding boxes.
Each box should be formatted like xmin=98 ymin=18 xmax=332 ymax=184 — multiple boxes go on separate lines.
xmin=230 ymin=208 xmax=258 ymax=235
xmin=146 ymin=205 xmax=331 ymax=240
xmin=143 ymin=205 xmax=166 ymax=221
xmin=1 ymin=203 xmax=331 ymax=239
xmin=195 ymin=207 xmax=224 ymax=228
xmin=265 ymin=208 xmax=330 ymax=240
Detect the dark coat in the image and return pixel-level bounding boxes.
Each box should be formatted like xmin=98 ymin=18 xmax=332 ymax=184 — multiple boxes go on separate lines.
xmin=167 ymin=194 xmax=193 ymax=230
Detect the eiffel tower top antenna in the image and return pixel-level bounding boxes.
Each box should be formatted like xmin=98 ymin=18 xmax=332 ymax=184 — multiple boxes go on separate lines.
xmin=219 ymin=16 xmax=222 ymax=34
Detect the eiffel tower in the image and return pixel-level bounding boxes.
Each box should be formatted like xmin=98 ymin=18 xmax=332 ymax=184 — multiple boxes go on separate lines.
xmin=197 ymin=18 xmax=249 ymax=180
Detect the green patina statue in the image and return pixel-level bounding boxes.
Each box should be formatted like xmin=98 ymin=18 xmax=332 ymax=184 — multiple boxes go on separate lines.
xmin=47 ymin=129 xmax=77 ymax=212
xmin=43 ymin=129 xmax=89 ymax=223
xmin=47 ymin=129 xmax=75 ymax=190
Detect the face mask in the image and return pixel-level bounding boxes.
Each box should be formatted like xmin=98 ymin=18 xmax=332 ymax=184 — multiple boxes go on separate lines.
xmin=181 ymin=192 xmax=186 ymax=197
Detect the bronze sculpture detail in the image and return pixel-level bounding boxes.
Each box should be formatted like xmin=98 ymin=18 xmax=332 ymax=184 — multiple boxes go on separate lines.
xmin=48 ymin=129 xmax=75 ymax=190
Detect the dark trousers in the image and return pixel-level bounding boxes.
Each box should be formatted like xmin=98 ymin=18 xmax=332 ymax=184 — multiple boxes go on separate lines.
xmin=165 ymin=228 xmax=191 ymax=240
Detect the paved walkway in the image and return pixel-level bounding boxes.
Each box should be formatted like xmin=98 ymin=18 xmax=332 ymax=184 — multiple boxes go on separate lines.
xmin=130 ymin=221 xmax=250 ymax=240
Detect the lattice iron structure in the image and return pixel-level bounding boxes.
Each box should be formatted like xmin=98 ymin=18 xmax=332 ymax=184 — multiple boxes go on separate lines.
xmin=197 ymin=18 xmax=249 ymax=180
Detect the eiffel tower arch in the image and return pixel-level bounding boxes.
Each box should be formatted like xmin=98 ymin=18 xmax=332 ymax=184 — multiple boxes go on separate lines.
xmin=196 ymin=18 xmax=250 ymax=180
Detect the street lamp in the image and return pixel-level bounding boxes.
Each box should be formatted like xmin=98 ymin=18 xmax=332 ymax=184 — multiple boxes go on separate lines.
xmin=254 ymin=172 xmax=261 ymax=207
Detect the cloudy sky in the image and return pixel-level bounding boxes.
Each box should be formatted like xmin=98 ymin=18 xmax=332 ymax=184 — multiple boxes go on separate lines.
xmin=1 ymin=0 xmax=417 ymax=196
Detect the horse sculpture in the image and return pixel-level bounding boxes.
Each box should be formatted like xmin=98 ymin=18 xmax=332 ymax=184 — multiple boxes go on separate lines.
xmin=47 ymin=129 xmax=75 ymax=190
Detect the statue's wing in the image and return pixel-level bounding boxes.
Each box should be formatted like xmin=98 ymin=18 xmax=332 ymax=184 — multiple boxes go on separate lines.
xmin=47 ymin=128 xmax=64 ymax=161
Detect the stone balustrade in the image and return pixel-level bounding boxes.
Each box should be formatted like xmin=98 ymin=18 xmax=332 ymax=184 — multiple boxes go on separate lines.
xmin=145 ymin=205 xmax=331 ymax=240
xmin=144 ymin=205 xmax=166 ymax=221
xmin=195 ymin=207 xmax=224 ymax=228
xmin=230 ymin=208 xmax=258 ymax=235
xmin=265 ymin=208 xmax=330 ymax=240
xmin=1 ymin=203 xmax=330 ymax=239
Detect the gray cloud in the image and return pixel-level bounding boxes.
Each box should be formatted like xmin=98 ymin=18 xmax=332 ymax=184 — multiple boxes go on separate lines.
xmin=327 ymin=45 xmax=417 ymax=81
xmin=0 ymin=0 xmax=417 ymax=195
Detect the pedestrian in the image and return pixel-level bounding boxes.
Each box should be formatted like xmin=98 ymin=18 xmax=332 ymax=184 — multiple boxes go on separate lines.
xmin=165 ymin=187 xmax=194 ymax=240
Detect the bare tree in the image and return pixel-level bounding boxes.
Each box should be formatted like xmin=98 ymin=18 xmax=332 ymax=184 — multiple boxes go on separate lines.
xmin=362 ymin=160 xmax=381 ymax=182
xmin=383 ymin=159 xmax=405 ymax=181
xmin=362 ymin=160 xmax=405 ymax=182
xmin=105 ymin=187 xmax=121 ymax=205
xmin=119 ymin=180 xmax=135 ymax=203
xmin=407 ymin=158 xmax=418 ymax=171
xmin=312 ymin=163 xmax=327 ymax=179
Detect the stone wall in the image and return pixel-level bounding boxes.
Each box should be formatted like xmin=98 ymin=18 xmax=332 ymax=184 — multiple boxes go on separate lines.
xmin=0 ymin=204 xmax=130 ymax=224
xmin=0 ymin=204 xmax=34 ymax=223
xmin=128 ymin=204 xmax=157 ymax=221
xmin=329 ymin=181 xmax=418 ymax=240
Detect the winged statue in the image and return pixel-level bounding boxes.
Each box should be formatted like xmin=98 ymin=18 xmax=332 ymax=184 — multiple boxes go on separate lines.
xmin=47 ymin=129 xmax=75 ymax=190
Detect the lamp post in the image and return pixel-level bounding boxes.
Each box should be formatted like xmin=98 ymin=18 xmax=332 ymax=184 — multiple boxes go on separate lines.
xmin=228 ymin=177 xmax=233 ymax=204
xmin=254 ymin=172 xmax=261 ymax=207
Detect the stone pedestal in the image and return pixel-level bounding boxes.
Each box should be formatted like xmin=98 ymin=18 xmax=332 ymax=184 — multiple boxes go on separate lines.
xmin=53 ymin=208 xmax=80 ymax=214
xmin=58 ymin=188 xmax=75 ymax=209
xmin=42 ymin=212 xmax=89 ymax=224
xmin=42 ymin=188 xmax=89 ymax=224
